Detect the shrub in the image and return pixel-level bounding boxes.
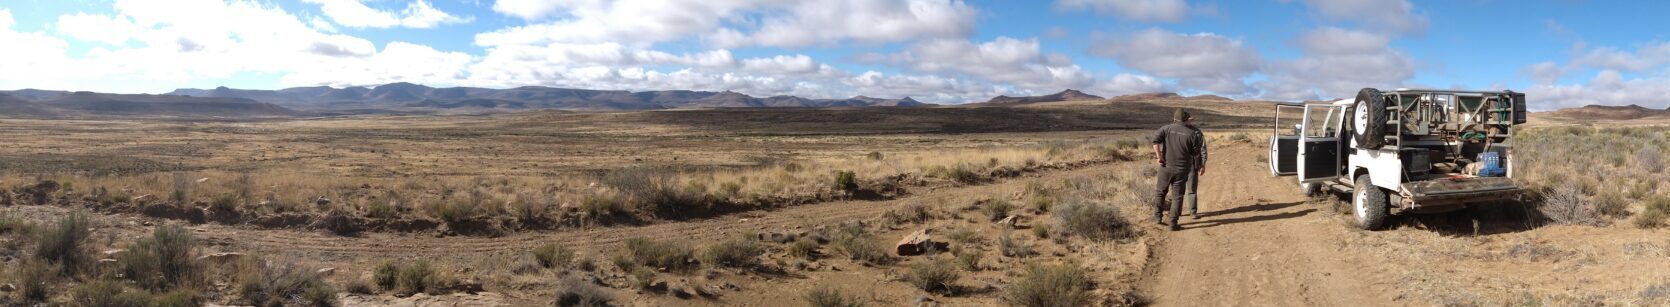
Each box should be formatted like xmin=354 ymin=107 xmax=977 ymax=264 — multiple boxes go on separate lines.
xmin=788 ymin=238 xmax=820 ymax=259
xmin=1052 ymin=200 xmax=1132 ymax=241
xmin=73 ymin=279 xmax=152 ymax=307
xmin=805 ymin=287 xmax=865 ymax=307
xmin=554 ymin=273 xmax=613 ymax=307
xmin=17 ymin=260 xmax=57 ymax=302
xmin=151 ymin=289 xmax=199 ymax=307
xmin=345 ymin=279 xmax=375 ymax=294
xmin=1635 ymin=196 xmax=1670 ymax=229
xmin=373 ymin=261 xmax=400 ymax=290
xmin=1591 ymin=191 xmax=1629 ymax=219
xmin=906 ymin=260 xmax=960 ymax=295
xmin=630 ymin=267 xmax=657 ymax=289
xmin=117 ymin=224 xmax=202 ymax=291
xmin=435 ymin=197 xmax=478 ymax=225
xmin=835 ymin=234 xmax=890 ymax=265
xmin=1031 ymin=224 xmax=1051 ymax=239
xmin=1640 ymin=146 xmax=1664 ymax=173
xmin=946 ymin=229 xmax=979 ymax=245
xmin=237 ymin=259 xmax=336 ymax=307
xmin=510 ymin=195 xmax=551 ymax=223
xmin=1540 ymin=184 xmax=1595 ymax=225
xmin=603 ymin=168 xmax=705 ymax=214
xmin=1003 ymin=263 xmax=1092 ymax=307
xmin=579 ymin=193 xmax=627 ymax=219
xmin=396 ymin=261 xmax=437 ymax=296
xmin=998 ymin=229 xmax=1033 ymax=258
xmin=1029 ymin=196 xmax=1055 ymax=213
xmin=981 ymin=200 xmax=1013 ymax=222
xmin=210 ymin=194 xmax=241 ymax=213
xmin=866 ymin=151 xmax=885 ymax=160
xmin=701 ymin=239 xmax=764 ymax=268
xmin=881 ymin=204 xmax=933 ymax=225
xmin=954 ymin=247 xmax=983 ymax=271
xmin=534 ymin=243 xmax=575 ymax=269
xmin=35 ymin=211 xmax=91 ymax=276
xmin=834 ymin=171 xmax=858 ymax=192
xmin=0 ymin=213 xmax=33 ymax=235
xmin=623 ymin=237 xmax=696 ymax=271
xmin=366 ymin=199 xmax=397 ymax=219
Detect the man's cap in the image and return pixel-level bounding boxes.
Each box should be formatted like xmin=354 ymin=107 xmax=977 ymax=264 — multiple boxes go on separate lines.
xmin=1173 ymin=108 xmax=1192 ymax=121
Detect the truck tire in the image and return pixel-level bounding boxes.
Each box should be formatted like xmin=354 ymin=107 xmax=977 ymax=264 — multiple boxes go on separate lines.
xmin=1352 ymin=88 xmax=1386 ymax=149
xmin=1300 ymin=182 xmax=1320 ymax=196
xmin=1352 ymin=174 xmax=1389 ymax=230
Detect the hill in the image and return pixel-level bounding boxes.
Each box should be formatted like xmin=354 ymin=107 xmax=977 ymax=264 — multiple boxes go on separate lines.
xmin=164 ymin=83 xmax=929 ymax=111
xmin=980 ymin=89 xmax=1103 ymax=105
xmin=14 ymin=92 xmax=299 ymax=118
xmin=0 ymin=93 xmax=62 ymax=118
xmin=1544 ymin=104 xmax=1670 ymax=120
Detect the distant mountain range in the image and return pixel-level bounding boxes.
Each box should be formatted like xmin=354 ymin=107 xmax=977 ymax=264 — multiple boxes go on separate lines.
xmin=0 ymin=91 xmax=296 ymax=118
xmin=158 ymin=82 xmax=929 ymax=110
xmin=0 ymin=83 xmax=1273 ymax=119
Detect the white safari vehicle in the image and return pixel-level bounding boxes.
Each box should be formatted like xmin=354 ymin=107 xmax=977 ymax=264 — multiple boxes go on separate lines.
xmin=1269 ymin=88 xmax=1527 ymax=230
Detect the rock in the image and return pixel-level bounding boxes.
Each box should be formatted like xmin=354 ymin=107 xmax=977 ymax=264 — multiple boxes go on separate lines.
xmin=102 ymin=249 xmax=128 ymax=257
xmin=142 ymin=221 xmax=154 ymax=226
xmin=197 ymin=252 xmax=246 ymax=264
xmin=0 ymin=283 xmax=14 ymax=292
xmin=450 ymin=279 xmax=485 ymax=293
xmin=995 ymin=215 xmax=1018 ymax=228
xmin=316 ymin=267 xmax=336 ymax=277
xmin=915 ymin=295 xmax=938 ymax=307
xmin=131 ymin=194 xmax=155 ymax=203
xmin=894 ymin=228 xmax=945 ymax=256
xmin=99 ymin=258 xmax=119 ymax=264
xmin=195 ymin=178 xmax=209 ymax=183
xmin=648 ymin=280 xmax=669 ymax=292
xmin=314 ymin=197 xmax=332 ymax=207
xmin=721 ymin=282 xmax=739 ymax=291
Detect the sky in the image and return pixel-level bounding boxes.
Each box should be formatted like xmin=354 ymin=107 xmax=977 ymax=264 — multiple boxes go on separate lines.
xmin=0 ymin=0 xmax=1667 ymax=110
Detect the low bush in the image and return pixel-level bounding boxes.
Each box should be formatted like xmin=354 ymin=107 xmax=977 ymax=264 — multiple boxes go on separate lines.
xmin=623 ymin=237 xmax=696 ymax=271
xmin=955 ymin=247 xmax=983 ymax=271
xmin=1029 ymin=196 xmax=1055 ymax=213
xmin=509 ymin=195 xmax=550 ymax=223
xmin=1540 ymin=184 xmax=1595 ymax=225
xmin=906 ymin=260 xmax=960 ymax=295
xmin=945 ymin=228 xmax=979 ymax=245
xmin=534 ymin=243 xmax=575 ymax=269
xmin=981 ymin=200 xmax=1013 ymax=222
xmin=17 ymin=260 xmax=57 ymax=302
xmin=373 ymin=261 xmax=400 ymax=290
xmin=1635 ymin=196 xmax=1670 ymax=229
xmin=805 ymin=286 xmax=865 ymax=307
xmin=701 ymin=239 xmax=763 ymax=268
xmin=1004 ymin=263 xmax=1093 ymax=307
xmin=210 ymin=195 xmax=241 ymax=213
xmin=835 ymin=234 xmax=890 ymax=265
xmin=72 ymin=279 xmax=152 ymax=307
xmin=237 ymin=259 xmax=336 ymax=307
xmin=1052 ymin=200 xmax=1132 ymax=241
xmin=834 ymin=170 xmax=858 ymax=192
xmin=35 ymin=211 xmax=91 ymax=276
xmin=554 ymin=273 xmax=613 ymax=307
xmin=579 ymin=193 xmax=628 ymax=219
xmin=117 ymin=224 xmax=202 ymax=291
xmin=435 ymin=198 xmax=478 ymax=225
xmin=151 ymin=289 xmax=198 ymax=307
xmin=788 ymin=238 xmax=820 ymax=259
xmin=396 ymin=261 xmax=438 ymax=296
xmin=1592 ymin=191 xmax=1629 ymax=219
xmin=999 ymin=229 xmax=1033 ymax=258
xmin=366 ymin=199 xmax=397 ymax=219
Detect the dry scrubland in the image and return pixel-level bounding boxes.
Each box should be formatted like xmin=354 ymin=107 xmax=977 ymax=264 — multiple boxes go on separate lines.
xmin=0 ymin=102 xmax=1667 ymax=306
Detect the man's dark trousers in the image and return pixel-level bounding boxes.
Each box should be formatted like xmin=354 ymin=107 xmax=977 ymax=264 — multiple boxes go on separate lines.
xmin=1152 ymin=163 xmax=1195 ymax=225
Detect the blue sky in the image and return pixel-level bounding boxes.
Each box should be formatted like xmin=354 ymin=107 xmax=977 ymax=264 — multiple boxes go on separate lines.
xmin=1 ymin=0 xmax=1667 ymax=109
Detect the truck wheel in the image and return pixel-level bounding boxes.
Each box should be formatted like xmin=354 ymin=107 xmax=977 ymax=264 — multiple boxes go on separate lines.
xmin=1352 ymin=174 xmax=1389 ymax=230
xmin=1352 ymin=88 xmax=1386 ymax=149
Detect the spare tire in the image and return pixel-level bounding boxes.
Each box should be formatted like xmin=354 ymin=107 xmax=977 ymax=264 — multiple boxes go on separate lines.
xmin=1352 ymin=88 xmax=1387 ymax=149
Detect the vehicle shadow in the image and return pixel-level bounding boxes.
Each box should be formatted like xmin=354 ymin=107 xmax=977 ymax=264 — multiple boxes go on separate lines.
xmin=1183 ymin=208 xmax=1317 ymax=230
xmin=1391 ymin=200 xmax=1546 ymax=237
xmin=1193 ymin=200 xmax=1305 ymax=219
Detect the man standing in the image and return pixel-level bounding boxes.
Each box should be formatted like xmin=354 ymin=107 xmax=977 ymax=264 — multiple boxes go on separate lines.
xmin=1150 ymin=109 xmax=1207 ymax=231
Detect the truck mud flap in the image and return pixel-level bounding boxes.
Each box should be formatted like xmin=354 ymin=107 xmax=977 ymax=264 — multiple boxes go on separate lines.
xmin=1401 ymin=177 xmax=1521 ymax=207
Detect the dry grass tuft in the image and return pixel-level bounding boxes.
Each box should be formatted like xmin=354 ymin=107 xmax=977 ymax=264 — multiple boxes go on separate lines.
xmin=1003 ymin=263 xmax=1093 ymax=307
xmin=700 ymin=238 xmax=763 ymax=268
xmin=1051 ymin=200 xmax=1132 ymax=241
xmin=906 ymin=259 xmax=961 ymax=295
xmin=534 ymin=243 xmax=575 ymax=269
xmin=623 ymin=237 xmax=697 ymax=271
xmin=804 ymin=286 xmax=865 ymax=307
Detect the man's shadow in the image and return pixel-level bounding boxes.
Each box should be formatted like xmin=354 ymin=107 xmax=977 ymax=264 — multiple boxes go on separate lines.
xmin=1181 ymin=201 xmax=1312 ymax=229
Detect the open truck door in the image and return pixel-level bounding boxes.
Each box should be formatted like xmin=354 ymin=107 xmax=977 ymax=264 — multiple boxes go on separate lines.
xmin=1269 ymin=104 xmax=1303 ymax=176
xmin=1298 ymin=104 xmax=1345 ymax=183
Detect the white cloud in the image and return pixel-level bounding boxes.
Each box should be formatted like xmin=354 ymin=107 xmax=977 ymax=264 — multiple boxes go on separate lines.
xmin=302 ymin=0 xmax=470 ymax=29
xmin=1094 ymin=28 xmax=1259 ymax=94
xmin=1258 ymin=27 xmax=1415 ymax=100
xmin=55 ymin=13 xmax=142 ymax=44
xmin=478 ymin=0 xmax=975 ymax=48
xmin=870 ymin=37 xmax=1095 ymax=91
xmin=1527 ymin=70 xmax=1670 ymax=110
xmin=1569 ymin=42 xmax=1670 ymax=73
xmin=1055 ymin=0 xmax=1191 ymax=22
xmin=1298 ymin=0 xmax=1427 ymax=35
xmin=0 ymin=1 xmax=474 ymax=93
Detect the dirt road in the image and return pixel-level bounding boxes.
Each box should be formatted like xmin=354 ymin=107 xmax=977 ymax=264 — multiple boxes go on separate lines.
xmin=1140 ymin=143 xmax=1400 ymax=306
